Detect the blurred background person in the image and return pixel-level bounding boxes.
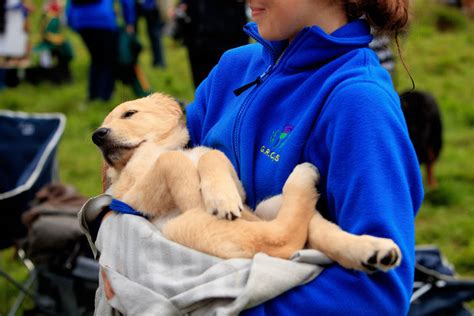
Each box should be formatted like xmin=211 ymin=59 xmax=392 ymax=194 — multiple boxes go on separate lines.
xmin=66 ymin=0 xmax=135 ymax=101
xmin=0 ymin=0 xmax=33 ymax=88
xmin=172 ymin=0 xmax=248 ymax=88
xmin=25 ymin=0 xmax=74 ymax=85
xmin=369 ymin=33 xmax=395 ymax=76
xmin=115 ymin=23 xmax=151 ymax=98
xmin=134 ymin=0 xmax=166 ymax=68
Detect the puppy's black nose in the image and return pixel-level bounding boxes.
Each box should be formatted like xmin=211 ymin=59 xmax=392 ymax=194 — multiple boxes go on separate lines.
xmin=92 ymin=127 xmax=110 ymax=146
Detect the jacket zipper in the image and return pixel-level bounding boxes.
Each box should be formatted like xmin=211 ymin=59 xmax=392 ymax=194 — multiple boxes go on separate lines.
xmin=231 ymin=28 xmax=292 ymax=174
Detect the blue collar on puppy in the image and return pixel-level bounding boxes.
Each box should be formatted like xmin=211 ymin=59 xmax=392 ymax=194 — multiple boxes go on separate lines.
xmin=110 ymin=199 xmax=149 ymax=219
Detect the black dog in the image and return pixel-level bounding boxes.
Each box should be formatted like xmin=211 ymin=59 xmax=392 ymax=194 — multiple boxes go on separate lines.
xmin=400 ymin=90 xmax=443 ymax=188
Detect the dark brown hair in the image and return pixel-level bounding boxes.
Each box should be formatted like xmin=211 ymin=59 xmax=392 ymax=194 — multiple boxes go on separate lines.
xmin=342 ymin=0 xmax=410 ymax=34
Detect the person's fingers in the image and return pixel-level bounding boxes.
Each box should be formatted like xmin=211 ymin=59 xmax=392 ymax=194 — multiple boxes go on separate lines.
xmin=101 ymin=269 xmax=115 ymax=300
xmin=103 ymin=211 xmax=113 ymax=221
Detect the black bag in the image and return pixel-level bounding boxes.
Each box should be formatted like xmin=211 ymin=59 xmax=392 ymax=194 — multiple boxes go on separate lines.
xmin=19 ymin=183 xmax=98 ymax=316
xmin=409 ymin=246 xmax=474 ymax=316
xmin=21 ymin=183 xmax=89 ymax=264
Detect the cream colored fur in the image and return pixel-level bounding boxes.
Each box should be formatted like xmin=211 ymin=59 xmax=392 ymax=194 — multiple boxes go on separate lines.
xmin=94 ymin=93 xmax=401 ymax=272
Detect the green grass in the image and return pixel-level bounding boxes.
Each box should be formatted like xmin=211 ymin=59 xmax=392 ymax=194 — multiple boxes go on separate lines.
xmin=1 ymin=12 xmax=194 ymax=313
xmin=1 ymin=0 xmax=474 ymax=313
xmin=1 ymin=24 xmax=194 ymax=196
xmin=395 ymin=0 xmax=474 ymax=279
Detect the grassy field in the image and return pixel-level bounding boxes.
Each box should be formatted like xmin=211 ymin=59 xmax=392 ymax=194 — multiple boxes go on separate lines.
xmin=1 ymin=0 xmax=474 ymax=313
xmin=396 ymin=2 xmax=474 ymax=276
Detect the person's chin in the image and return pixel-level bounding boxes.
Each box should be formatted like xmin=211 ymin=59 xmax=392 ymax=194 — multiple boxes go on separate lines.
xmin=259 ymin=29 xmax=284 ymax=41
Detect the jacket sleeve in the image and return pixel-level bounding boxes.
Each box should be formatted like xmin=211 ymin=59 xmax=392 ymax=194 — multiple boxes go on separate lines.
xmin=243 ymin=82 xmax=424 ymax=316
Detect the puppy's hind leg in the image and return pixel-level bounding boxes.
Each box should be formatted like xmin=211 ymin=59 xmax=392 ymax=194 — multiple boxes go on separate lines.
xmin=263 ymin=163 xmax=319 ymax=256
xmin=247 ymin=163 xmax=319 ymax=259
xmin=307 ymin=213 xmax=401 ymax=273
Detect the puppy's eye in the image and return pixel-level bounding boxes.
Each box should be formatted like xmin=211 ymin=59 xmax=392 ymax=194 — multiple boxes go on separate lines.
xmin=122 ymin=110 xmax=137 ymax=119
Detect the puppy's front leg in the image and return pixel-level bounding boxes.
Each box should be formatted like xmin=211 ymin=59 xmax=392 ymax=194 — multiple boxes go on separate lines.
xmin=157 ymin=151 xmax=206 ymax=211
xmin=307 ymin=212 xmax=401 ymax=272
xmin=122 ymin=151 xmax=205 ymax=216
xmin=198 ymin=150 xmax=245 ymax=220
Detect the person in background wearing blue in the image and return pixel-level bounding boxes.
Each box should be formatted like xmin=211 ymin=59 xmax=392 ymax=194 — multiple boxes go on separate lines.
xmin=135 ymin=0 xmax=165 ymax=68
xmin=66 ymin=0 xmax=135 ymax=101
xmin=186 ymin=0 xmax=423 ymax=314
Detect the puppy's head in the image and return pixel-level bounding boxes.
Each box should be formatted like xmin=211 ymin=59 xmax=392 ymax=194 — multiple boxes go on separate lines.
xmin=92 ymin=93 xmax=186 ymax=169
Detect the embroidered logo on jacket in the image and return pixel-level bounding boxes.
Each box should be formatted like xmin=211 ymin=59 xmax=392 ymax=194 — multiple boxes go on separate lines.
xmin=259 ymin=125 xmax=294 ymax=162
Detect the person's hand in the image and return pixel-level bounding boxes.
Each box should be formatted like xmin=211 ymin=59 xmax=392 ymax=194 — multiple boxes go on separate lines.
xmin=125 ymin=24 xmax=135 ymax=34
xmin=101 ymin=269 xmax=115 ymax=300
xmin=169 ymin=3 xmax=187 ymax=19
xmin=103 ymin=211 xmax=113 ymax=221
xmin=100 ymin=212 xmax=115 ymax=300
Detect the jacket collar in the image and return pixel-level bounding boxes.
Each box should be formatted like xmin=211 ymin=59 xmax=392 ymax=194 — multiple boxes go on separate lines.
xmin=244 ymin=19 xmax=373 ymax=70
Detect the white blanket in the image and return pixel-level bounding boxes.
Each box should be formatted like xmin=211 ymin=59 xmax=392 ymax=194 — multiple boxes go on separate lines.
xmin=79 ymin=195 xmax=332 ymax=316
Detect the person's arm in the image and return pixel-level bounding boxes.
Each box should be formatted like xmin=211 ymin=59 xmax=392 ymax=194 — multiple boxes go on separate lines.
xmin=119 ymin=0 xmax=135 ymax=31
xmin=243 ymin=82 xmax=424 ymax=315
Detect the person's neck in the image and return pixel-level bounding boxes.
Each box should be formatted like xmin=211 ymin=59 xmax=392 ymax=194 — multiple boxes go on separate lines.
xmin=315 ymin=4 xmax=348 ymax=34
xmin=290 ymin=5 xmax=348 ymax=42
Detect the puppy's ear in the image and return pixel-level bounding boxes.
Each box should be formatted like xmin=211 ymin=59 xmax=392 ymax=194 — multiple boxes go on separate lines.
xmin=101 ymin=162 xmax=110 ymax=193
xmin=149 ymin=92 xmax=184 ymax=117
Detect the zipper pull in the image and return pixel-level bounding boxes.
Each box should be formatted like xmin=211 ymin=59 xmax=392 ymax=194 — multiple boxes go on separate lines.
xmin=233 ymin=77 xmax=262 ymax=96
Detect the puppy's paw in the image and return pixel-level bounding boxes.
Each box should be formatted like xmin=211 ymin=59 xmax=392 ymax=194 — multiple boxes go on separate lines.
xmin=200 ymin=181 xmax=243 ymax=220
xmin=283 ymin=163 xmax=320 ymax=195
xmin=349 ymin=236 xmax=402 ymax=273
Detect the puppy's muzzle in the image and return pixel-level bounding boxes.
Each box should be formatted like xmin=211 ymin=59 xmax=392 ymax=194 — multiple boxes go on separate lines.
xmin=92 ymin=127 xmax=111 ymax=147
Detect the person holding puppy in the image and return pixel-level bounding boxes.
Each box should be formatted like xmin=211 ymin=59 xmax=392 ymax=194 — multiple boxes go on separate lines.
xmin=186 ymin=0 xmax=423 ymax=315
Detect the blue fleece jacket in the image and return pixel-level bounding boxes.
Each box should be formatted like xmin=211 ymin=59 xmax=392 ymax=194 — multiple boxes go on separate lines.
xmin=186 ymin=20 xmax=423 ymax=315
xmin=66 ymin=0 xmax=135 ymax=31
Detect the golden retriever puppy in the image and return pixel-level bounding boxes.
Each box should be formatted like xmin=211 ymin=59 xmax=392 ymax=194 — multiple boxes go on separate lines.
xmin=92 ymin=93 xmax=401 ymax=272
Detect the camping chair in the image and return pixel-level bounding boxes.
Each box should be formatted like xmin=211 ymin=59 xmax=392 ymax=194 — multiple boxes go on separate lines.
xmin=0 ymin=110 xmax=99 ymax=315
xmin=0 ymin=110 xmax=65 ymax=249
xmin=409 ymin=245 xmax=474 ymax=315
